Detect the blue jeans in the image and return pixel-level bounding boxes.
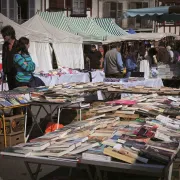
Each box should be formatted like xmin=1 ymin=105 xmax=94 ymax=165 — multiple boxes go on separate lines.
xmin=125 ymin=71 xmax=132 ymax=78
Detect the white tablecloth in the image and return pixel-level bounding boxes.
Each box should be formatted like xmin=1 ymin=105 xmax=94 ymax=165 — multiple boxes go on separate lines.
xmin=37 ymin=73 xmax=90 ymax=86
xmin=38 ymin=71 xmax=105 ymax=86
xmin=105 ymin=78 xmax=163 ymax=88
xmin=91 ymin=71 xmax=105 ymax=83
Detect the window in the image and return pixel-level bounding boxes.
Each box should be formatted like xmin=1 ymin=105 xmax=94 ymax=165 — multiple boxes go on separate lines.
xmin=129 ymin=2 xmax=150 ymax=29
xmin=71 ymin=0 xmax=86 ymax=17
xmin=1 ymin=0 xmax=7 ymax=16
xmin=103 ymin=2 xmax=122 ymax=18
xmin=87 ymin=0 xmax=92 ymax=9
xmin=49 ymin=0 xmax=65 ymax=9
xmin=66 ymin=0 xmax=71 ymax=8
xmin=28 ymin=0 xmax=35 ymax=18
xmin=9 ymin=0 xmax=15 ymax=20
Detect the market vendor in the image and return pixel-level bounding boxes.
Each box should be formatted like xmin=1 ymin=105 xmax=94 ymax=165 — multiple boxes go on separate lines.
xmin=87 ymin=45 xmax=102 ymax=70
xmin=104 ymin=42 xmax=124 ymax=78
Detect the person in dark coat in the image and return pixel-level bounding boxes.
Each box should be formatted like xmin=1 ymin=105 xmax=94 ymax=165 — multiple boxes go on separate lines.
xmin=87 ymin=45 xmax=102 ymax=70
xmin=1 ymin=25 xmax=18 ymax=90
xmin=156 ymin=41 xmax=170 ymax=64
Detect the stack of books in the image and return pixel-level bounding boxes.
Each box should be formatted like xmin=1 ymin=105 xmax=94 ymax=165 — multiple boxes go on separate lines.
xmin=1 ymin=96 xmax=180 ymax=166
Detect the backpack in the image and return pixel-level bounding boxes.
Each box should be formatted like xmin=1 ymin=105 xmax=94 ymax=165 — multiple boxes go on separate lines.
xmin=28 ymin=75 xmax=45 ymax=88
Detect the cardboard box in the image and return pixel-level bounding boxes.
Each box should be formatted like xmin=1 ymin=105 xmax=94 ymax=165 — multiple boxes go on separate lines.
xmin=0 ymin=115 xmax=24 ymax=135
xmin=0 ymin=132 xmax=24 ymax=150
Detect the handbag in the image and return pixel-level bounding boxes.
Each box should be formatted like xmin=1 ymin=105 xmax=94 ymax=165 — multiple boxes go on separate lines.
xmin=28 ymin=74 xmax=45 ymax=88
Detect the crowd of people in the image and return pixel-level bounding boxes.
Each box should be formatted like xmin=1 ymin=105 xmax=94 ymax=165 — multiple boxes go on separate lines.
xmin=85 ymin=40 xmax=180 ymax=79
xmin=1 ymin=25 xmax=179 ymax=85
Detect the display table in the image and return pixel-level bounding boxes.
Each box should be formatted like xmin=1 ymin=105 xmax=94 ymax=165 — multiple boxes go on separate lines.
xmin=1 ymin=153 xmax=173 ymax=180
xmin=26 ymin=101 xmax=83 ymax=142
xmin=105 ymin=78 xmax=164 ymax=88
xmin=98 ymin=78 xmax=164 ymax=100
xmin=36 ymin=71 xmax=105 ymax=86
xmin=36 ymin=73 xmax=90 ymax=86
xmin=80 ymin=159 xmax=169 ymax=180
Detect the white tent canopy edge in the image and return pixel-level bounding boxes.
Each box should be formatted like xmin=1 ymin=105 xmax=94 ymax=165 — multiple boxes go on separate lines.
xmin=22 ymin=15 xmax=84 ymax=70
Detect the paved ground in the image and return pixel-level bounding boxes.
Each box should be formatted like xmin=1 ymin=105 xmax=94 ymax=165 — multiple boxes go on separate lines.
xmin=0 ymin=157 xmax=58 ymax=180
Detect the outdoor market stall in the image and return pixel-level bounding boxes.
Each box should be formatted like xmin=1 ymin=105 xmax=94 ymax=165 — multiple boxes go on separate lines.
xmin=22 ymin=15 xmax=84 ymax=71
xmin=0 ymin=13 xmax=52 ymax=72
xmin=1 ymin=82 xmax=180 ymax=180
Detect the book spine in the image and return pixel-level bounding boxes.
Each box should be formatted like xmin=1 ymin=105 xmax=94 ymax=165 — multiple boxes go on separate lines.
xmin=82 ymin=153 xmax=111 ymax=162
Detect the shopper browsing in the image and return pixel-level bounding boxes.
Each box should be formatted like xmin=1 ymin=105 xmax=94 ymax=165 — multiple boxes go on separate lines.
xmin=13 ymin=37 xmax=35 ymax=87
xmin=1 ymin=25 xmax=18 ymax=90
xmin=104 ymin=43 xmax=124 ymax=78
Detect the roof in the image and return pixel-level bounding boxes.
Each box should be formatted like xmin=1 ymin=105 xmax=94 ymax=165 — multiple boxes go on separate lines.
xmin=93 ymin=18 xmax=128 ymax=36
xmin=22 ymin=14 xmax=83 ymax=44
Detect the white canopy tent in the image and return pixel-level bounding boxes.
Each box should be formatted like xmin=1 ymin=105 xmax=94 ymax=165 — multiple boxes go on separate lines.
xmin=103 ymin=33 xmax=178 ymax=44
xmin=22 ymin=15 xmax=84 ymax=70
xmin=0 ymin=13 xmax=52 ymax=72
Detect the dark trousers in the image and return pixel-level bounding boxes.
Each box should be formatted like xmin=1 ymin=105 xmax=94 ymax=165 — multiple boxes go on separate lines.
xmin=6 ymin=73 xmax=17 ymax=90
xmin=16 ymin=81 xmax=29 ymax=88
xmin=105 ymin=73 xmax=123 ymax=78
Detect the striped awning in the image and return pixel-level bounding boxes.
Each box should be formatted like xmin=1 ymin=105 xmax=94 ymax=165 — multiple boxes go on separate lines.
xmin=37 ymin=11 xmax=71 ymax=32
xmin=93 ymin=18 xmax=128 ymax=36
xmin=67 ymin=17 xmax=111 ymax=41
xmin=37 ymin=11 xmax=127 ymax=42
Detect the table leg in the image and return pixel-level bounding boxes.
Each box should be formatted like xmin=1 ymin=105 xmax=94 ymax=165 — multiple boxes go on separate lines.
xmin=80 ymin=108 xmax=82 ymax=121
xmin=84 ymin=165 xmax=94 ymax=180
xmin=2 ymin=114 xmax=7 ymax=147
xmin=57 ymin=108 xmax=62 ymax=129
xmin=95 ymin=166 xmax=103 ymax=180
xmin=24 ymin=161 xmax=42 ymax=180
xmin=68 ymin=167 xmax=73 ymax=177
xmin=168 ymin=163 xmax=173 ymax=180
xmin=25 ymin=107 xmax=44 ymax=142
xmin=24 ymin=107 xmax=28 ymax=142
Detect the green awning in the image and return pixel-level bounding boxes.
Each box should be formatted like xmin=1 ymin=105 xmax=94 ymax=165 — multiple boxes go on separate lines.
xmin=67 ymin=17 xmax=110 ymax=41
xmin=93 ymin=18 xmax=128 ymax=36
xmin=37 ymin=11 xmax=127 ymax=42
xmin=38 ymin=11 xmax=71 ymax=32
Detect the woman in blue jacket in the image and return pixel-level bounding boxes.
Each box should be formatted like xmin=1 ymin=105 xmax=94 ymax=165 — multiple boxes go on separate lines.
xmin=14 ymin=37 xmax=35 ymax=87
xmin=125 ymin=46 xmax=137 ymax=78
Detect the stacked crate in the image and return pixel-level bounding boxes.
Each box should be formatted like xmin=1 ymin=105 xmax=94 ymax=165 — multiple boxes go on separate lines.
xmin=0 ymin=115 xmax=25 ymax=150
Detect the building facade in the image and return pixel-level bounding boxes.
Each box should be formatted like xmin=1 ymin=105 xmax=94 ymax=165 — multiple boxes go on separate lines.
xmin=0 ymin=0 xmax=155 ymax=31
xmin=157 ymin=0 xmax=180 ymax=35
